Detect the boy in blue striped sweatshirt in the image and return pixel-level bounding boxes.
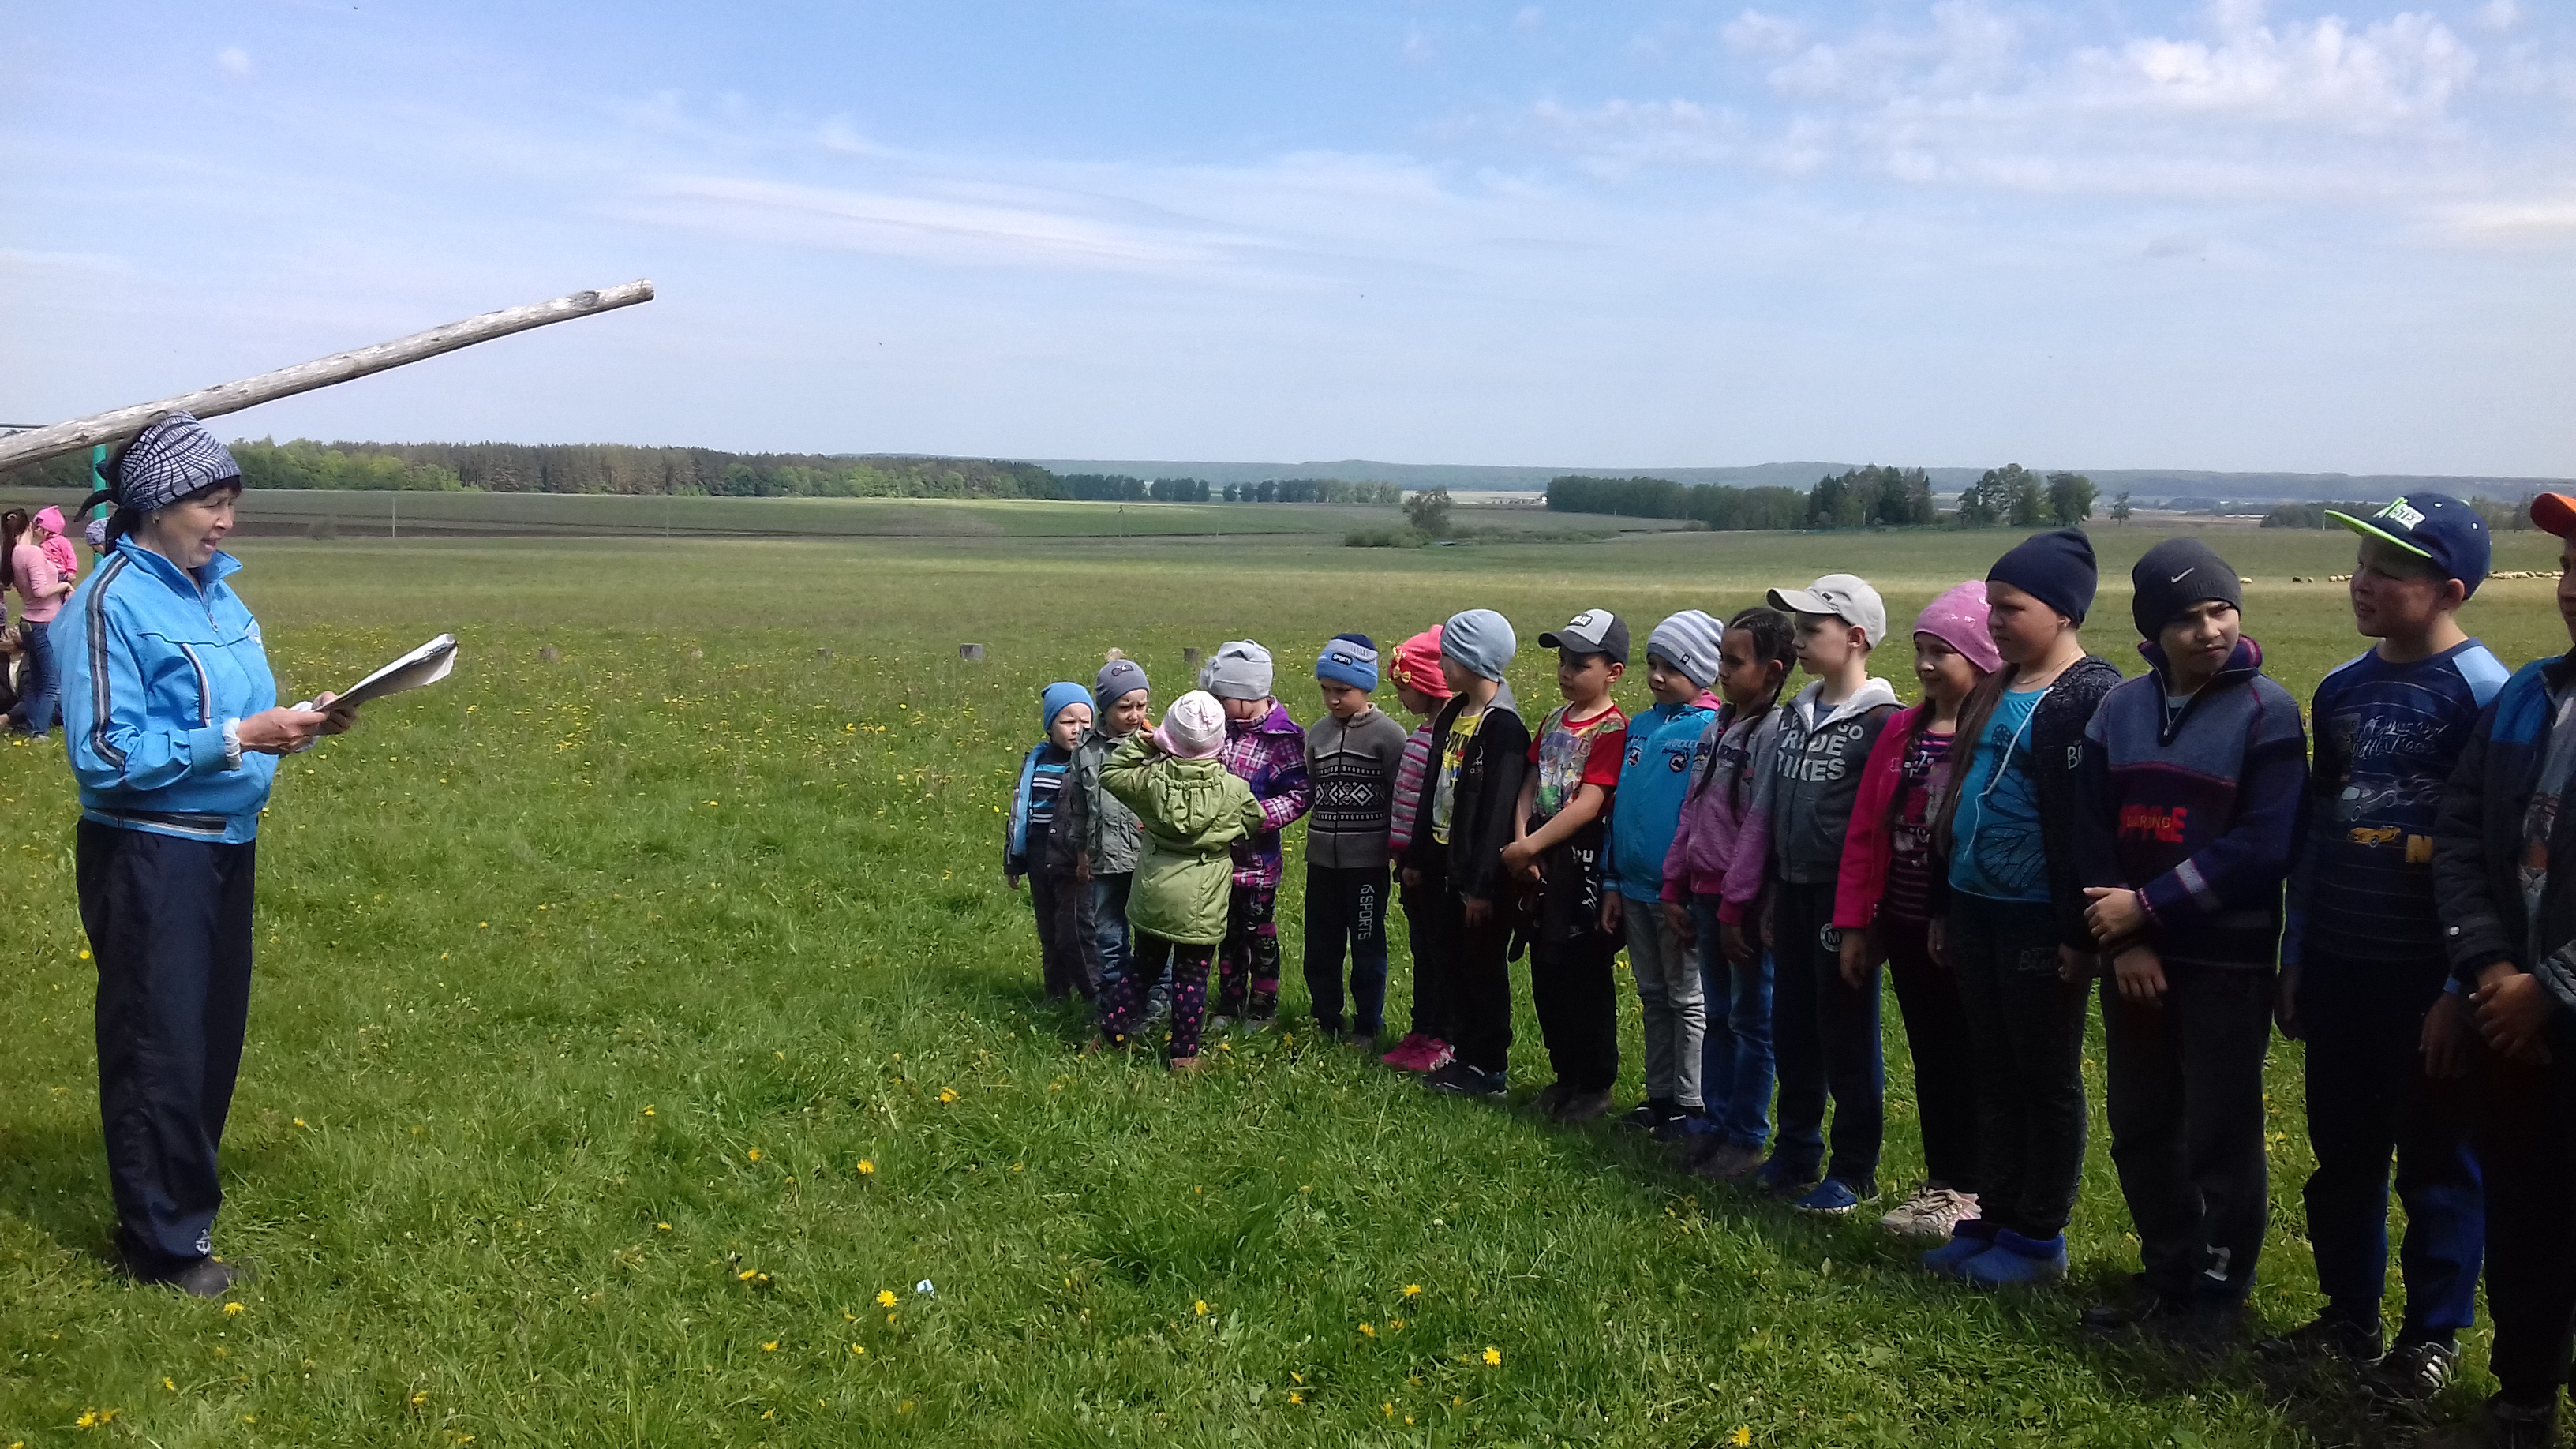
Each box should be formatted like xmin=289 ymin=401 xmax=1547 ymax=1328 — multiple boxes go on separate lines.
xmin=2271 ymin=494 xmax=2503 ymax=1395
xmin=1007 ymin=682 xmax=1099 ymax=1002
xmin=1600 ymin=611 xmax=1725 ymax=1134
xmin=2074 ymin=540 xmax=2308 ymax=1338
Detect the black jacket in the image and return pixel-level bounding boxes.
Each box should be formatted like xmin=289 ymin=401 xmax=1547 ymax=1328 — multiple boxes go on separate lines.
xmin=2433 ymin=652 xmax=2576 ymax=1051
xmin=1402 ymin=683 xmax=1530 ymax=905
xmin=2032 ymin=655 xmax=2126 ymax=952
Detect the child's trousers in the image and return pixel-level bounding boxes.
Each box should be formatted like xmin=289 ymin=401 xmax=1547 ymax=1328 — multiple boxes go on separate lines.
xmin=1530 ymin=928 xmax=1619 ymax=1094
xmin=1412 ymin=858 xmax=1514 ymax=1075
xmin=1946 ymin=894 xmax=2087 ymax=1236
xmin=1623 ymin=896 xmax=1704 ymax=1110
xmin=1028 ymin=867 xmax=1097 ymax=1002
xmin=1691 ymin=895 xmax=1774 ymax=1151
xmin=1770 ymin=881 xmax=1884 ymax=1190
xmin=1215 ymin=882 xmax=1282 ymax=1021
xmin=1091 ymin=873 xmax=1171 ymax=1012
xmin=1304 ymin=863 xmax=1389 ymax=1035
xmin=2473 ymin=1043 xmax=2576 ymax=1409
xmin=2100 ymin=962 xmax=2273 ymax=1301
xmin=1882 ymin=913 xmax=1981 ymax=1195
xmin=2298 ymin=952 xmax=2483 ymax=1340
xmin=1099 ymin=932 xmax=1217 ymax=1060
xmin=1399 ymin=874 xmax=1455 ymax=1045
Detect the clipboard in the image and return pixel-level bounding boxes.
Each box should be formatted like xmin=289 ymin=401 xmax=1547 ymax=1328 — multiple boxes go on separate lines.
xmin=294 ymin=634 xmax=459 ymax=713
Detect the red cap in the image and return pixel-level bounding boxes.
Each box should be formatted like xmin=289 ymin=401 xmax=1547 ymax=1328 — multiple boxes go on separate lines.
xmin=2533 ymin=494 xmax=2576 ymax=538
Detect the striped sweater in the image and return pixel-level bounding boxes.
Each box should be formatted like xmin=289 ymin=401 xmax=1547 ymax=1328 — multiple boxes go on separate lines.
xmin=1388 ymin=721 xmax=1435 ymax=858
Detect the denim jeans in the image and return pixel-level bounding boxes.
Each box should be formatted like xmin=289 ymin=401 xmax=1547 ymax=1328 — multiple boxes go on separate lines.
xmin=1090 ymin=873 xmax=1167 ymax=1014
xmin=1691 ymin=894 xmax=1775 ymax=1151
xmin=13 ymin=614 xmax=58 ymax=736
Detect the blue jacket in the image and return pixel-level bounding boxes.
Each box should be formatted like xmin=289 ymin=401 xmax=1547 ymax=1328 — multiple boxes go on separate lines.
xmin=1601 ymin=694 xmax=1717 ymax=900
xmin=2432 ymin=654 xmax=2576 ymax=1039
xmin=54 ymin=542 xmax=280 ymax=844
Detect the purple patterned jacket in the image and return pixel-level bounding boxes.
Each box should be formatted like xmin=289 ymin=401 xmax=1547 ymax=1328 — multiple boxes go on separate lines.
xmin=1219 ymin=702 xmax=1312 ymax=889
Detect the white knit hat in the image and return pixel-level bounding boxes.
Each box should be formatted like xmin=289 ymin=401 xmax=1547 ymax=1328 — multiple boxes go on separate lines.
xmin=1155 ymin=691 xmax=1229 ymax=759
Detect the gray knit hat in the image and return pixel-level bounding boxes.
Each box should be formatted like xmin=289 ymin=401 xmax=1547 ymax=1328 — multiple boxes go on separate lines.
xmin=88 ymin=413 xmax=241 ymax=520
xmin=1646 ymin=610 xmax=1727 ymax=690
xmin=1095 ymin=657 xmax=1149 ymax=710
xmin=1200 ymin=640 xmax=1275 ymax=700
xmin=1440 ymin=609 xmax=1517 ymax=682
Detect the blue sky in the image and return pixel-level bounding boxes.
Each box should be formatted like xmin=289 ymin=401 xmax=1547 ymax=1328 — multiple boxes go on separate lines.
xmin=4 ymin=1 xmax=2572 ymax=474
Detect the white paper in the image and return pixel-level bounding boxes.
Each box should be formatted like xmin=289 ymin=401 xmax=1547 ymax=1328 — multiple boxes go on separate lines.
xmin=295 ymin=634 xmax=458 ymax=712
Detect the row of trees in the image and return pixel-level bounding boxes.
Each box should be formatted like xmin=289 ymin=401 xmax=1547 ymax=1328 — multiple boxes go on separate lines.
xmin=1055 ymin=474 xmax=1215 ymax=502
xmin=1546 ymin=464 xmax=2108 ymax=530
xmin=1219 ymin=477 xmax=1403 ymax=505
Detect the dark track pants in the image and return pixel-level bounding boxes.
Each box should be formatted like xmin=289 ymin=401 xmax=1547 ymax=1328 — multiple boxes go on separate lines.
xmin=1215 ymin=882 xmax=1281 ymax=1020
xmin=1400 ymin=874 xmax=1455 ymax=1043
xmin=1883 ymin=913 xmax=1980 ymax=1195
xmin=1769 ymin=881 xmax=1883 ymax=1189
xmin=1303 ymin=863 xmax=1389 ymax=1035
xmin=2473 ymin=1044 xmax=2576 ymax=1408
xmin=1948 ymin=894 xmax=2088 ymax=1237
xmin=1027 ymin=867 xmax=1096 ymax=1002
xmin=2298 ymin=954 xmax=2482 ymax=1339
xmin=2101 ymin=962 xmax=2274 ymax=1301
xmin=1411 ymin=860 xmax=1514 ymax=1074
xmin=1530 ymin=929 xmax=1619 ymax=1093
xmin=80 ymin=820 xmax=256 ymax=1279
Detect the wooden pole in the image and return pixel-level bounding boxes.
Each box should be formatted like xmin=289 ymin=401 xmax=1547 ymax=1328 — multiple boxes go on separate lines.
xmin=0 ymin=280 xmax=655 ymax=475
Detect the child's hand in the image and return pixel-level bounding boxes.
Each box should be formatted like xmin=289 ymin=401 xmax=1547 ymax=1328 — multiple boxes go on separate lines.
xmin=2273 ymin=961 xmax=2302 ymax=1039
xmin=2083 ymin=886 xmax=2146 ymax=945
xmin=1600 ymin=893 xmax=1625 ymax=937
xmin=2421 ymin=991 xmax=2469 ymax=1079
xmin=2110 ymin=945 xmax=2166 ymax=1004
xmin=1721 ymin=919 xmax=1753 ymax=967
xmin=1401 ymin=867 xmax=1423 ymax=890
xmin=2472 ymin=966 xmax=2556 ymax=1065
xmin=1074 ymin=852 xmax=1092 ymax=883
xmin=1664 ymin=901 xmax=1693 ymax=945
xmin=2057 ymin=945 xmax=2091 ymax=983
xmin=1005 ymin=873 xmax=1024 ymax=892
xmin=1926 ymin=916 xmax=1948 ymax=967
xmin=1837 ymin=929 xmax=1875 ymax=988
xmin=1759 ymin=901 xmax=1775 ymax=954
xmin=1464 ymin=897 xmax=1492 ymax=929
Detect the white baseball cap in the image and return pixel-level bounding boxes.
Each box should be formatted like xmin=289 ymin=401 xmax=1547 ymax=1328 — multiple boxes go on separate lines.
xmin=1765 ymin=573 xmax=1888 ymax=649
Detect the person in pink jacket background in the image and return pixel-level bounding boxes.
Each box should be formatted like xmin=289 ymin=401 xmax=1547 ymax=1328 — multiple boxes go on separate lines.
xmin=33 ymin=506 xmax=80 ymax=584
xmin=1663 ymin=605 xmax=1795 ymax=1181
xmin=1834 ymin=582 xmax=1999 ymax=1243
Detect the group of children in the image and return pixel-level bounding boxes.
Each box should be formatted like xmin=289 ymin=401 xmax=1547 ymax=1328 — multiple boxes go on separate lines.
xmin=1005 ymin=492 xmax=2576 ymax=1446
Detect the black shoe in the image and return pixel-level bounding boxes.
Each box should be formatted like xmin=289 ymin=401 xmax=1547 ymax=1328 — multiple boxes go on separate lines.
xmin=1424 ymin=1061 xmax=1507 ymax=1098
xmin=1533 ymin=1081 xmax=1570 ymax=1118
xmin=2256 ymin=1313 xmax=2383 ymax=1365
xmin=2483 ymin=1395 xmax=2557 ymax=1449
xmin=2368 ymin=1339 xmax=2459 ymax=1402
xmin=1618 ymin=1100 xmax=1671 ymax=1131
xmin=1552 ymin=1088 xmax=1615 ymax=1123
xmin=2082 ymin=1276 xmax=2185 ymax=1335
xmin=163 ymin=1257 xmax=249 ymax=1299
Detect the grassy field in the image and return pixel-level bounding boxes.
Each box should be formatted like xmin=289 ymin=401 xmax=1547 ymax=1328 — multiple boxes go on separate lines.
xmin=0 ymin=488 xmax=1674 ymax=541
xmin=1 ymin=522 xmax=2567 ymax=1447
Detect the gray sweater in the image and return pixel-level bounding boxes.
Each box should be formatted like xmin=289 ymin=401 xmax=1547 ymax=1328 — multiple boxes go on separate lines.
xmin=1303 ymin=706 xmax=1410 ymax=870
xmin=1768 ymin=677 xmax=1901 ymax=886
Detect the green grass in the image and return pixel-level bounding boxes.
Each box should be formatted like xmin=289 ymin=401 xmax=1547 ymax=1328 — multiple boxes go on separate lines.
xmin=1 ymin=525 xmax=2566 ymax=1447
xmin=0 ymin=488 xmax=1672 ymax=541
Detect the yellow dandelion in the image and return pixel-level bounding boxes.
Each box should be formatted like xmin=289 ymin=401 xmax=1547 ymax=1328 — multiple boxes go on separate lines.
xmin=410 ymin=1390 xmax=430 ymax=1406
xmin=739 ymin=1269 xmax=758 ymax=1281
xmin=877 ymin=1289 xmax=897 ymax=1307
xmin=938 ymin=1088 xmax=958 ymax=1104
xmin=642 ymin=1106 xmax=655 ymax=1117
xmin=1358 ymin=1322 xmax=1376 ymax=1337
xmin=293 ymin=1118 xmax=306 ymax=1128
xmin=1402 ymin=1283 xmax=1422 ymax=1297
xmin=1290 ymin=1372 xmax=1304 ymax=1384
xmin=1193 ymin=1300 xmax=1210 ymax=1316
xmin=1731 ymin=1428 xmax=1753 ymax=1447
xmin=78 ymin=949 xmax=91 ymax=960
xmin=857 ymin=1159 xmax=875 ymax=1174
xmin=223 ymin=1302 xmax=245 ymax=1316
xmin=746 ymin=1148 xmax=762 ymax=1162
xmin=1287 ymin=1391 xmax=1304 ymax=1406
xmin=1390 ymin=1318 xmax=1406 ymax=1331
xmin=1482 ymin=1346 xmax=1502 ymax=1367
xmin=851 ymin=1342 xmax=866 ymax=1355
xmin=656 ymin=1222 xmax=672 ymax=1230
xmin=162 ymin=1378 xmax=175 ymax=1391
xmin=75 ymin=1412 xmax=97 ymax=1429
xmin=1382 ymin=1402 xmax=1394 ymax=1417
xmin=762 ymin=1341 xmax=778 ymax=1352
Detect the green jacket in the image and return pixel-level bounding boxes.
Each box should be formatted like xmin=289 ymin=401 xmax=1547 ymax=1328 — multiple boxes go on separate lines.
xmin=1101 ymin=733 xmax=1264 ymax=946
xmin=1067 ymin=727 xmax=1145 ymax=876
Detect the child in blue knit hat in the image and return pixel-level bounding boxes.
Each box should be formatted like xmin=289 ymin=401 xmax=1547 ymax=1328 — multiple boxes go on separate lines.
xmin=1008 ymin=682 xmax=1099 ymax=1002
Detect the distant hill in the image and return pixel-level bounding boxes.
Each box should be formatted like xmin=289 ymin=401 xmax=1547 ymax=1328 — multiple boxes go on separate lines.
xmin=1026 ymin=459 xmax=2570 ymax=503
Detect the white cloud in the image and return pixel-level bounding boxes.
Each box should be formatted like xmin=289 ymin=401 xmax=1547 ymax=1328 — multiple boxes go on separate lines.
xmin=1721 ymin=9 xmax=1799 ymax=56
xmin=2074 ymin=3 xmax=2476 ymax=130
xmin=1513 ymin=6 xmax=1543 ymax=32
xmin=2436 ymin=195 xmax=2576 ymax=241
xmin=216 ymin=46 xmax=252 ymax=79
xmin=2477 ymin=0 xmax=2520 ymax=32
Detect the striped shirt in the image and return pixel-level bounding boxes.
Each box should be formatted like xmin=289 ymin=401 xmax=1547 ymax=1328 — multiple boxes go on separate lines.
xmin=1388 ymin=721 xmax=1435 ymax=857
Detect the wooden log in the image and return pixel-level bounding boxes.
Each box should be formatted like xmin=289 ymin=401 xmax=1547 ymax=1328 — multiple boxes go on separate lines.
xmin=0 ymin=280 xmax=655 ymax=474
xmin=1182 ymin=646 xmax=1203 ymax=668
xmin=958 ymin=643 xmax=987 ymax=662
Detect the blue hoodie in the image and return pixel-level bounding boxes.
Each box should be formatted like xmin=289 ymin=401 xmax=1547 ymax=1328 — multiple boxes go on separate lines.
xmin=54 ymin=541 xmax=281 ymax=844
xmin=1602 ymin=693 xmax=1719 ymax=901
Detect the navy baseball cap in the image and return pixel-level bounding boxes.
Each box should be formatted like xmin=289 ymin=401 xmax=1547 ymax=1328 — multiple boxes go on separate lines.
xmin=2326 ymin=493 xmax=2492 ymax=597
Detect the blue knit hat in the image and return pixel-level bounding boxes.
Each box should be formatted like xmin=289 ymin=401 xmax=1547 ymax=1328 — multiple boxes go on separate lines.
xmin=1039 ymin=680 xmax=1091 ymax=731
xmin=1316 ymin=633 xmax=1379 ymax=691
xmin=1441 ymin=609 xmax=1517 ymax=682
xmin=1986 ymin=528 xmax=2098 ymax=626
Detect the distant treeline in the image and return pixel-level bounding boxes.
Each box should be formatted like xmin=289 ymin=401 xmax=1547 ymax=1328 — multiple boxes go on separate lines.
xmin=0 ymin=440 xmax=1405 ymax=507
xmin=2260 ymin=498 xmax=2534 ymax=532
xmin=1548 ymin=463 xmax=2103 ymax=531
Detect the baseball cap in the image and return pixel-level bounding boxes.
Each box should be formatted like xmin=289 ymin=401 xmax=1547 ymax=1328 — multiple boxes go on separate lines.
xmin=1538 ymin=608 xmax=1630 ymax=663
xmin=2532 ymin=493 xmax=2576 ymax=541
xmin=1765 ymin=573 xmax=1889 ymax=649
xmin=2326 ymin=493 xmax=2492 ymax=597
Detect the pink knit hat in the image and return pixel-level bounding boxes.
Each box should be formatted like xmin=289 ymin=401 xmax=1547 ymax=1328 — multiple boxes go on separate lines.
xmin=32 ymin=506 xmax=62 ymax=534
xmin=1155 ymin=691 xmax=1228 ymax=759
xmin=1388 ymin=627 xmax=1452 ymax=699
xmin=1913 ymin=580 xmax=2001 ymax=676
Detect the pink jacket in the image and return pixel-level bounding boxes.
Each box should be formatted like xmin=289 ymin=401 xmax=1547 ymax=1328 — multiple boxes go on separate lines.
xmin=1660 ymin=704 xmax=1782 ymax=922
xmin=1833 ymin=703 xmax=1923 ymax=930
xmin=9 ymin=543 xmax=66 ymax=623
xmin=42 ymin=535 xmax=78 ymax=582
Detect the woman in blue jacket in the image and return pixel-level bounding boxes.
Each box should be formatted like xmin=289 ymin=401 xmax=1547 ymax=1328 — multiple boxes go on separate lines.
xmin=56 ymin=414 xmax=354 ymax=1297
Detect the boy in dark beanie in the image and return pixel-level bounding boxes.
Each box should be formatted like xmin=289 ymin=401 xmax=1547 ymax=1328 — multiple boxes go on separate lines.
xmin=2072 ymin=537 xmax=2307 ymax=1339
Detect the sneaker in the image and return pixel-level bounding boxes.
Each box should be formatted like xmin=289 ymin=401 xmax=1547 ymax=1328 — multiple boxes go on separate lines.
xmin=2483 ymin=1395 xmax=2558 ymax=1449
xmin=1552 ymin=1088 xmax=1615 ymax=1123
xmin=1691 ymin=1142 xmax=1766 ymax=1182
xmin=2256 ymin=1313 xmax=2383 ymax=1366
xmin=162 ymin=1256 xmax=250 ymax=1299
xmin=1750 ymin=1157 xmax=1818 ymax=1200
xmin=1878 ymin=1184 xmax=1970 ymax=1240
xmin=1381 ymin=1034 xmax=1432 ymax=1070
xmin=1648 ymin=1110 xmax=1705 ymax=1144
xmin=1619 ymin=1100 xmax=1674 ymax=1131
xmin=1792 ymin=1178 xmax=1870 ymax=1215
xmin=1424 ymin=1061 xmax=1507 ymax=1098
xmin=2083 ymin=1277 xmax=2241 ymax=1342
xmin=2368 ymin=1339 xmax=2458 ymax=1401
xmin=1960 ymin=1230 xmax=2068 ymax=1288
xmin=1919 ymin=1222 xmax=1998 ymax=1278
xmin=1417 ymin=1039 xmax=1455 ymax=1071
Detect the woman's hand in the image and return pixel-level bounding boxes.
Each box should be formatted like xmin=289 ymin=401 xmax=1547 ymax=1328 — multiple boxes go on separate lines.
xmin=236 ymin=705 xmax=335 ymax=755
xmin=2110 ymin=945 xmax=2167 ymax=1005
xmin=2083 ymin=887 xmax=2147 ymax=945
xmin=313 ymin=690 xmax=358 ymax=736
